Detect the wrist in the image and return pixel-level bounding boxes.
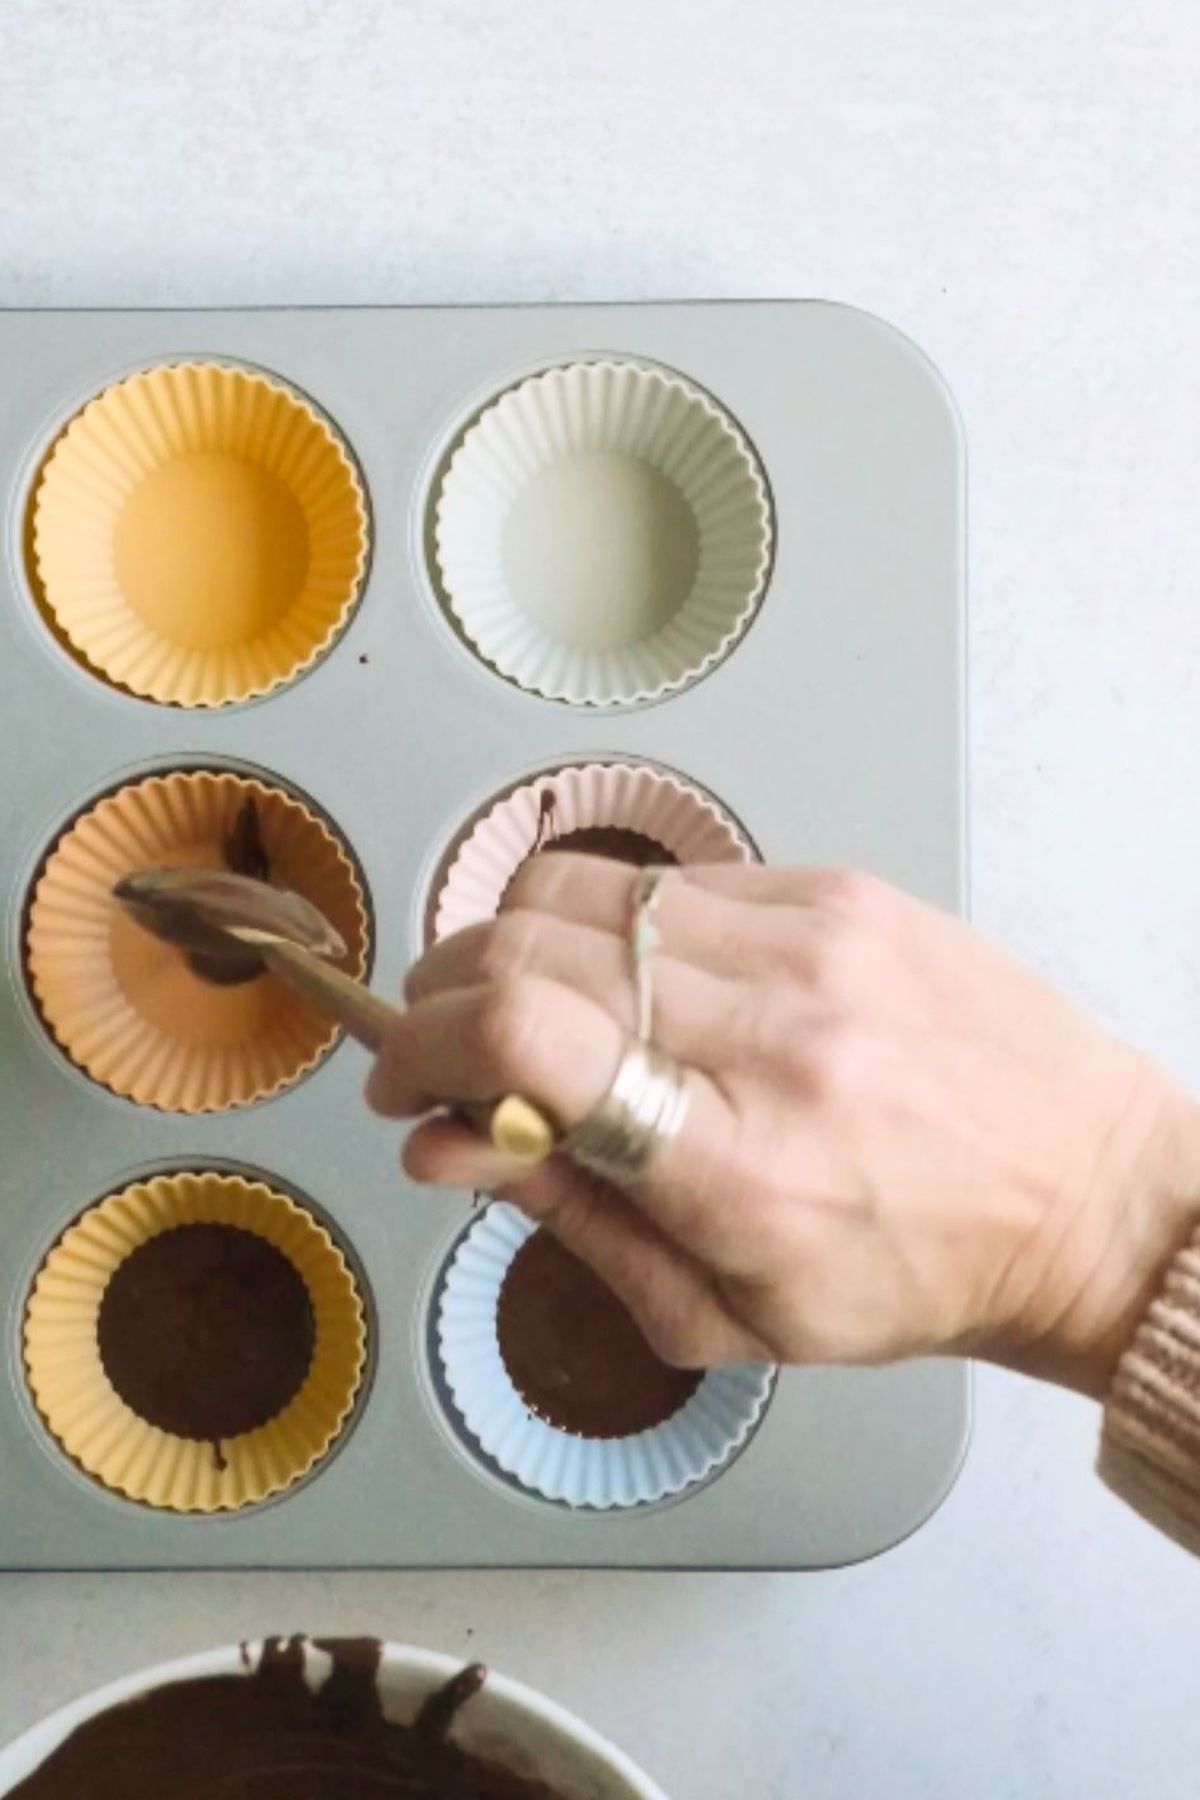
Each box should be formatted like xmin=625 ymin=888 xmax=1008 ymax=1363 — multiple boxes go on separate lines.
xmin=986 ymin=1058 xmax=1200 ymax=1398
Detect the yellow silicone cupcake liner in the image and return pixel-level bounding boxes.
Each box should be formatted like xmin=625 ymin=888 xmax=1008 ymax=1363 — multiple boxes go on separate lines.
xmin=23 ymin=1171 xmax=367 ymax=1513
xmin=31 ymin=363 xmax=369 ymax=706
xmin=25 ymin=769 xmax=370 ymax=1113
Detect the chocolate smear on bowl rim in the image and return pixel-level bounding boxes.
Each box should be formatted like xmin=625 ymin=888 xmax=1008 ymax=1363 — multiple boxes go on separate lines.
xmin=8 ymin=1634 xmax=569 ymax=1799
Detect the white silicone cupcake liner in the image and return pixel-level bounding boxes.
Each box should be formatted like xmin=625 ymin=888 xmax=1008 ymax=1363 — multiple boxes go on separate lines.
xmin=434 ymin=360 xmax=773 ymax=706
xmin=436 ymin=1203 xmax=774 ymax=1510
xmin=432 ymin=760 xmax=753 ymax=942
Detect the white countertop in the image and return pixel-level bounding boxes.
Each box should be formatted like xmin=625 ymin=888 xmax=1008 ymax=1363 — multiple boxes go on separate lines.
xmin=2 ymin=2 xmax=1199 ymax=1793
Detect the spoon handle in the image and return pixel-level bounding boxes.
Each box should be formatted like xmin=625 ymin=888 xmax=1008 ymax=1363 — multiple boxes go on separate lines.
xmin=261 ymin=940 xmax=556 ymax=1163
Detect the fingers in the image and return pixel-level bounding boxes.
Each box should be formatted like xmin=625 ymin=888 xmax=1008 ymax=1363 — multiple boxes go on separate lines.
xmin=405 ymin=1109 xmax=770 ymax=1367
xmin=500 ymin=854 xmax=827 ymax=983
xmin=504 ymin=852 xmax=849 ymax=925
xmin=367 ymin=974 xmax=623 ymax=1123
xmin=406 ymin=911 xmax=744 ymax=1068
xmin=402 ymin=1114 xmax=557 ymax=1194
xmin=368 ymin=974 xmax=763 ymax=1273
xmin=497 ymin=1159 xmax=772 ymax=1368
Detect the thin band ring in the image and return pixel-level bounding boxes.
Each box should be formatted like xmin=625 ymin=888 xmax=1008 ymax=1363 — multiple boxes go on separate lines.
xmin=631 ymin=864 xmax=673 ymax=1042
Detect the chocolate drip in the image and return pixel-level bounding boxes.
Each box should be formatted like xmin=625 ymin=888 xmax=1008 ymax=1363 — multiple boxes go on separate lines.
xmin=502 ymin=788 xmax=677 ymax=906
xmin=186 ymin=797 xmax=271 ymax=985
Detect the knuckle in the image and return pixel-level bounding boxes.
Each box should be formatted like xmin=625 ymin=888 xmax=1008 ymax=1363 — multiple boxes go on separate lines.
xmin=801 ymin=907 xmax=872 ymax=1008
xmin=811 ymin=866 xmax=883 ymax=924
xmin=500 ymin=854 xmax=562 ymax=915
xmin=744 ymin=993 xmax=802 ymax=1058
xmin=802 ymin=1020 xmax=873 ymax=1105
xmin=467 ymin=978 xmax=537 ymax=1079
xmin=477 ymin=911 xmax=541 ymax=982
xmin=734 ymin=984 xmax=808 ymax=1067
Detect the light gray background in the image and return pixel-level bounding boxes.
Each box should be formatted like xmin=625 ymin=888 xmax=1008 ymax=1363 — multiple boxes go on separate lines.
xmin=0 ymin=2 xmax=1197 ymax=1795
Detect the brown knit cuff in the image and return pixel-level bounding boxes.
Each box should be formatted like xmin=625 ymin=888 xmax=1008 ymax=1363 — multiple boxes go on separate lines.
xmin=1100 ymin=1230 xmax=1200 ymax=1555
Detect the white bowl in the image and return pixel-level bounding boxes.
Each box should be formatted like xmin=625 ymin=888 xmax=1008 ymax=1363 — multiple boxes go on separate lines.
xmin=0 ymin=1638 xmax=668 ymax=1800
xmin=434 ymin=361 xmax=773 ymax=706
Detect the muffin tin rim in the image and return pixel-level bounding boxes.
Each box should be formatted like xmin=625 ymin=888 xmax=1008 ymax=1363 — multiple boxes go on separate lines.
xmin=0 ymin=299 xmax=968 ymax=1567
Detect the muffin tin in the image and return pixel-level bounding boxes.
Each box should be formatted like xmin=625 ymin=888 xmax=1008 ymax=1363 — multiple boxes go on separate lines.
xmin=0 ymin=302 xmax=968 ymax=1568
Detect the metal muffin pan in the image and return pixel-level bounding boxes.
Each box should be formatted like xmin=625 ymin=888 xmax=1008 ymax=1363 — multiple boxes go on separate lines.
xmin=0 ymin=301 xmax=968 ymax=1568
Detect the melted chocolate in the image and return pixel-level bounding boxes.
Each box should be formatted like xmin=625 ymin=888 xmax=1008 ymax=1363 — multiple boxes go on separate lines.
xmin=224 ymin=798 xmax=272 ymax=884
xmin=497 ymin=1229 xmax=701 ymax=1438
xmin=97 ymin=1225 xmax=315 ymax=1452
xmin=502 ymin=789 xmax=677 ymax=905
xmin=187 ymin=797 xmax=270 ymax=986
xmin=10 ymin=1636 xmax=565 ymax=1799
xmin=547 ymin=825 xmax=675 ymax=866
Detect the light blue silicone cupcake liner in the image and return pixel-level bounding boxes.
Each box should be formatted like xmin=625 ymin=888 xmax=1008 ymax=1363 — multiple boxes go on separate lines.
xmin=436 ymin=1202 xmax=775 ymax=1510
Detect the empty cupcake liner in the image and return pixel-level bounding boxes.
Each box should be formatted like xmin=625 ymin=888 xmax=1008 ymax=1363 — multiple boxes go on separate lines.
xmin=31 ymin=362 xmax=369 ymax=706
xmin=25 ymin=768 xmax=370 ymax=1113
xmin=434 ymin=360 xmax=773 ymax=705
xmin=436 ymin=1203 xmax=774 ymax=1509
xmin=432 ymin=760 xmax=753 ymax=942
xmin=23 ymin=1171 xmax=368 ymax=1513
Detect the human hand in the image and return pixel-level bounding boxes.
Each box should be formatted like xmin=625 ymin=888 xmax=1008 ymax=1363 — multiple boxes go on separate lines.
xmin=367 ymin=859 xmax=1200 ymax=1396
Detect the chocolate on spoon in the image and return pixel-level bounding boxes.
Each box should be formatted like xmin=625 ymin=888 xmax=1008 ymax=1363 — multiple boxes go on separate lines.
xmin=186 ymin=798 xmax=274 ymax=985
xmin=111 ymin=869 xmax=557 ymax=1164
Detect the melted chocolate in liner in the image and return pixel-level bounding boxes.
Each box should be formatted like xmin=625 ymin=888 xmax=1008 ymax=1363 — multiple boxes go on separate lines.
xmin=9 ymin=1636 xmax=566 ymax=1800
xmin=187 ymin=797 xmax=271 ymax=987
xmin=501 ymin=789 xmax=677 ymax=905
xmin=97 ymin=1224 xmax=315 ymax=1454
xmin=497 ymin=1229 xmax=702 ymax=1438
xmin=549 ymin=824 xmax=675 ymax=865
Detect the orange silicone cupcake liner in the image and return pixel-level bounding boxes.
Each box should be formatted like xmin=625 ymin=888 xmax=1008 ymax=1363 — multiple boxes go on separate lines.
xmin=25 ymin=769 xmax=370 ymax=1112
xmin=31 ymin=362 xmax=369 ymax=706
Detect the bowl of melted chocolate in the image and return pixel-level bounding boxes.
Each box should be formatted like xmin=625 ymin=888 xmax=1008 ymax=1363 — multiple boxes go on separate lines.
xmin=0 ymin=1637 xmax=668 ymax=1800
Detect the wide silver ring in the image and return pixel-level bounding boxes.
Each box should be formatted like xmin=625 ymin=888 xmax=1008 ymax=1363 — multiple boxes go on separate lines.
xmin=562 ymin=1038 xmax=690 ymax=1185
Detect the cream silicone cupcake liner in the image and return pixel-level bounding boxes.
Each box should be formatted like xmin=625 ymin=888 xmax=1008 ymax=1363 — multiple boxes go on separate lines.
xmin=432 ymin=759 xmax=753 ymax=941
xmin=437 ymin=1203 xmax=774 ymax=1509
xmin=25 ymin=768 xmax=370 ymax=1113
xmin=433 ymin=360 xmax=773 ymax=706
xmin=23 ymin=1171 xmax=368 ymax=1514
xmin=31 ymin=362 xmax=369 ymax=706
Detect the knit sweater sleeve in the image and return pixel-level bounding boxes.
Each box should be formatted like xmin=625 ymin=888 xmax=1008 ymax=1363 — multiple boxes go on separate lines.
xmin=1100 ymin=1228 xmax=1200 ymax=1554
